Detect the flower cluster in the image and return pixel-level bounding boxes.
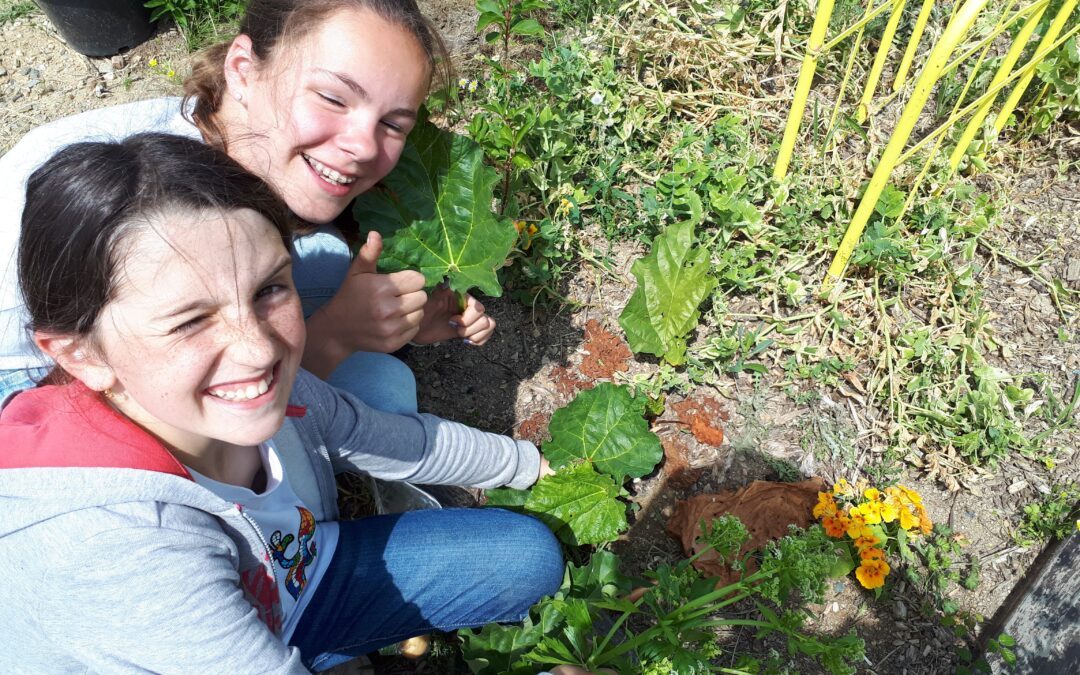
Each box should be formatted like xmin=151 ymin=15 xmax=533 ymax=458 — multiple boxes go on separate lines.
xmin=513 ymin=219 xmax=538 ymax=250
xmin=458 ymin=77 xmax=479 ymax=94
xmin=814 ymin=479 xmax=932 ymax=590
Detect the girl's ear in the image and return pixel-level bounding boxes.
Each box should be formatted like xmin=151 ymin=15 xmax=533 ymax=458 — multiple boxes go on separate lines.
xmin=223 ymin=34 xmax=257 ymax=108
xmin=33 ymin=333 xmax=116 ymax=392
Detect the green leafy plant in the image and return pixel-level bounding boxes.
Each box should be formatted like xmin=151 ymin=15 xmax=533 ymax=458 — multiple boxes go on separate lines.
xmin=461 ymin=517 xmax=866 ymax=674
xmin=1015 ymin=481 xmax=1080 ymax=545
xmin=352 ymin=108 xmax=516 ymax=305
xmin=486 ymin=383 xmax=662 ymax=545
xmin=619 ymin=220 xmax=718 ymax=366
xmin=143 ymin=0 xmax=244 ymax=48
xmin=0 ymin=1 xmax=34 ymax=25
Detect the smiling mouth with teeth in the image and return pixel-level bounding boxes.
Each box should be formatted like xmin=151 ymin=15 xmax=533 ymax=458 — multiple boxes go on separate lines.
xmin=207 ymin=371 xmax=275 ymax=402
xmin=303 ymin=154 xmax=358 ymax=186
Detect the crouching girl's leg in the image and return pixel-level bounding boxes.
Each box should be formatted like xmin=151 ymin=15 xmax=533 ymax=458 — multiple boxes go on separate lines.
xmin=290 ymin=508 xmax=563 ymax=672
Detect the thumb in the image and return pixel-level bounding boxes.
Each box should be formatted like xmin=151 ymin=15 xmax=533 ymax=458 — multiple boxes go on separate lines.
xmin=351 ymin=230 xmax=383 ymax=275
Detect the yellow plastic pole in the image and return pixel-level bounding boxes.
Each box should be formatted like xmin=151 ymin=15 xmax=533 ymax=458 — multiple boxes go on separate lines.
xmin=774 ymin=0 xmax=837 ymax=180
xmin=893 ymin=0 xmax=937 ymax=92
xmin=856 ymin=0 xmax=909 ymax=123
xmin=993 ymin=0 xmax=1079 ymax=134
xmin=896 ymin=21 xmax=1080 ymax=165
xmin=949 ymin=0 xmax=1050 ymax=168
xmin=823 ymin=0 xmax=991 ymax=293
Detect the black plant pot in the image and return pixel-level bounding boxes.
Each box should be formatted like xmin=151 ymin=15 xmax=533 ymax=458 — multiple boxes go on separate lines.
xmin=35 ymin=0 xmax=154 ymax=57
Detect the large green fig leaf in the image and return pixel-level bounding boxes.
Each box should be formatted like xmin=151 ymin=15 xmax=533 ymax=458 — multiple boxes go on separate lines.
xmin=351 ymin=108 xmax=516 ymax=297
xmin=544 ymin=382 xmax=663 ymax=479
xmin=618 ymin=220 xmax=717 ymax=365
xmin=525 ymin=462 xmax=627 ymax=546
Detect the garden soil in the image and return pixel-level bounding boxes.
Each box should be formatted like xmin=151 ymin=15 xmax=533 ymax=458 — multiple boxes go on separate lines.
xmin=2 ymin=2 xmax=1077 ymax=673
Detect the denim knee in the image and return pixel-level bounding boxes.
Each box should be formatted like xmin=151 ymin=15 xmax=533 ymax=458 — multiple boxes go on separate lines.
xmin=495 ymin=511 xmax=565 ymax=603
xmin=327 ymin=351 xmax=418 ymax=415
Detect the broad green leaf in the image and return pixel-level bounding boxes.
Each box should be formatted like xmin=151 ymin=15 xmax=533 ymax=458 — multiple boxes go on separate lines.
xmin=544 ymin=383 xmax=663 ymax=479
xmin=618 ymin=220 xmax=718 ymax=365
xmin=483 ymin=486 xmax=530 ymax=509
xmin=352 ymin=107 xmax=516 ymax=297
xmin=525 ymin=462 xmax=627 ymax=546
xmin=460 ymin=620 xmax=543 ymax=675
xmin=510 ymin=18 xmax=544 ymax=36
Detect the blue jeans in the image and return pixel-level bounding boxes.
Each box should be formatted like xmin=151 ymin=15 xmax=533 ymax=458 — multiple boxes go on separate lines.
xmin=292 ymin=227 xmax=417 ymax=414
xmin=289 ymin=508 xmax=563 ymax=671
xmin=0 ymin=366 xmax=49 ymax=409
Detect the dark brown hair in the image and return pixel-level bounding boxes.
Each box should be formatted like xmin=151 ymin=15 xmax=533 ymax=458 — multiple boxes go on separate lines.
xmin=184 ymin=0 xmax=451 ymax=150
xmin=19 ymin=132 xmax=293 ymax=341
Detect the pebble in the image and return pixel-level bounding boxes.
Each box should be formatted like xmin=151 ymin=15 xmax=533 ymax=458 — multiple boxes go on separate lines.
xmin=0 ymin=67 xmax=7 ymax=77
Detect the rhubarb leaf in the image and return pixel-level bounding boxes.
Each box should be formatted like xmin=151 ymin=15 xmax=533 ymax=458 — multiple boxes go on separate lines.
xmin=352 ymin=108 xmax=516 ymax=297
xmin=525 ymin=462 xmax=626 ymax=546
xmin=544 ymin=382 xmax=662 ymax=479
xmin=618 ymin=220 xmax=717 ymax=365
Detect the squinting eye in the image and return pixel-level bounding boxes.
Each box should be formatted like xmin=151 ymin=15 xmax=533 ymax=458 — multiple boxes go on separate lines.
xmin=170 ymin=316 xmax=205 ymax=335
xmin=256 ymin=284 xmax=288 ymax=299
xmin=318 ymin=92 xmax=345 ymax=107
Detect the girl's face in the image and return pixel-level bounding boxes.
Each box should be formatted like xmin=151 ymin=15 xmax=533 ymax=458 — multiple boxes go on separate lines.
xmin=231 ymin=7 xmax=431 ymax=224
xmin=91 ymin=208 xmax=305 ymax=455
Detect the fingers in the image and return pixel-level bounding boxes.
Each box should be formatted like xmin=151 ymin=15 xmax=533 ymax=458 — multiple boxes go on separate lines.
xmin=350 ymin=231 xmax=383 ymax=276
xmin=454 ymin=295 xmax=496 ymax=346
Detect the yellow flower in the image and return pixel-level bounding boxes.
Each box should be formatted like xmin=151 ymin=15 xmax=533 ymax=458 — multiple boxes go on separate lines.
xmin=149 ymin=58 xmax=158 ymax=67
xmin=897 ymin=504 xmax=918 ymax=531
xmin=813 ymin=492 xmax=837 ymax=519
xmin=898 ymin=485 xmax=923 ymax=504
xmin=832 ymin=478 xmax=853 ymax=497
xmin=880 ymin=500 xmax=899 ymax=524
xmin=855 ymin=500 xmax=884 ymax=525
xmin=468 ymin=79 xmax=478 ymax=93
xmin=845 ymin=511 xmax=869 ymax=538
xmin=167 ymin=69 xmax=176 ymax=78
xmin=864 ymin=487 xmax=882 ymax=502
xmin=855 ymin=557 xmax=890 ymax=589
xmin=822 ymin=512 xmax=850 ymax=539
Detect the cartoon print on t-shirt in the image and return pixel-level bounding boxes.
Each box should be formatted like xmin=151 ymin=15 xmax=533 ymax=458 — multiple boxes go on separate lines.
xmin=270 ymin=506 xmax=318 ymax=600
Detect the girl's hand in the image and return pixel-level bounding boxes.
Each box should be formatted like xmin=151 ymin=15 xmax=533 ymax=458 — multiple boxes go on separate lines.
xmin=303 ymin=231 xmax=427 ymax=377
xmin=538 ymin=454 xmax=556 ymax=480
xmin=412 ymin=286 xmax=497 ymax=346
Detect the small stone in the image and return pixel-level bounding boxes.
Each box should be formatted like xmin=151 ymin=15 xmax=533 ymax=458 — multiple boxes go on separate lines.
xmin=1008 ymin=479 xmax=1029 ymax=494
xmin=110 ymin=55 xmax=125 ymax=70
xmin=0 ymin=67 xmax=7 ymax=77
xmin=39 ymin=84 xmax=54 ymax=95
xmin=26 ymin=67 xmax=40 ymax=79
xmin=893 ymin=600 xmax=908 ymax=620
xmin=1066 ymin=258 xmax=1080 ymax=283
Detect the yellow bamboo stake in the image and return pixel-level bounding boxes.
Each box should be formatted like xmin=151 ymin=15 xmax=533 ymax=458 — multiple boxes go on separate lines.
xmin=993 ymin=0 xmax=1079 ymax=134
xmin=896 ymin=22 xmax=1080 ymax=164
xmin=949 ymin=0 xmax=1050 ymax=168
xmin=773 ymin=0 xmax=837 ymax=180
xmin=893 ymin=0 xmax=937 ymax=92
xmin=823 ymin=0 xmax=991 ymax=293
xmin=856 ymin=0 xmax=909 ymax=123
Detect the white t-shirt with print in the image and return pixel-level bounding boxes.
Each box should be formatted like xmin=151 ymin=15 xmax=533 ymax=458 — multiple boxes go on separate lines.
xmin=189 ymin=439 xmax=339 ymax=640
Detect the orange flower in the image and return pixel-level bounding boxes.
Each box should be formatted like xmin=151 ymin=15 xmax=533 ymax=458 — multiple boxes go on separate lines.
xmin=855 ymin=557 xmax=890 ymax=589
xmin=916 ymin=504 xmax=933 ymax=535
xmin=859 ymin=546 xmax=886 ymax=562
xmin=822 ymin=512 xmax=850 ymax=538
xmin=813 ymin=492 xmax=837 ymax=519
xmin=853 ymin=532 xmax=880 ymax=551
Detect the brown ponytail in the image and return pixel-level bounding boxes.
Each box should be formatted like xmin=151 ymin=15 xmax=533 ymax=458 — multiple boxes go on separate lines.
xmin=183 ymin=42 xmax=231 ymax=151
